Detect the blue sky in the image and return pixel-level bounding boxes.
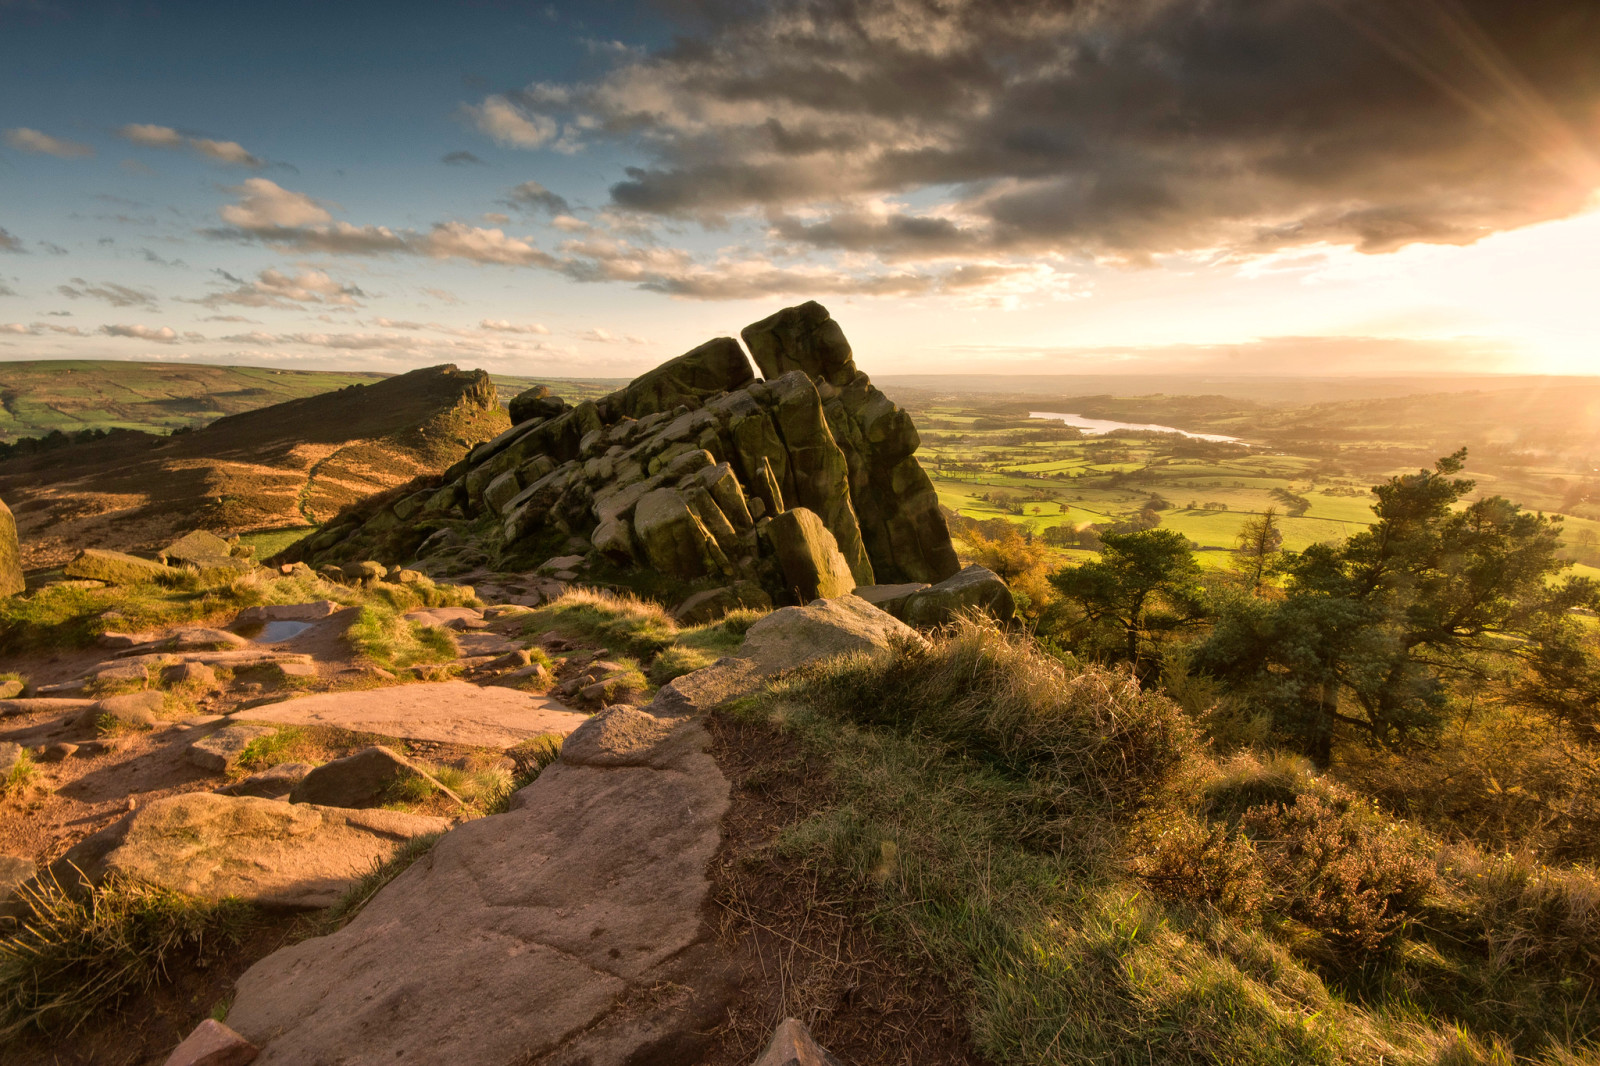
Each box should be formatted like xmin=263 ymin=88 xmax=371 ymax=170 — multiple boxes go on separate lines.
xmin=3 ymin=0 xmax=1598 ymax=378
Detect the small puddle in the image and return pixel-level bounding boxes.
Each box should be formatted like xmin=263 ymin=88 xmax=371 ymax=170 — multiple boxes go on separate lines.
xmin=255 ymin=620 xmax=314 ymax=644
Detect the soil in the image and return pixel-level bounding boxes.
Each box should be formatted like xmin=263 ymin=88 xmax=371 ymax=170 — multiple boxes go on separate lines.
xmin=697 ymin=710 xmax=990 ymax=1066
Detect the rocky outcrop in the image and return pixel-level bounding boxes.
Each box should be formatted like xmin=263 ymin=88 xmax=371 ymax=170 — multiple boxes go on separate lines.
xmin=286 ymin=302 xmax=959 ymax=609
xmin=64 ymin=548 xmax=180 ymax=585
xmin=0 ymin=496 xmax=23 ymax=597
xmin=902 ymin=563 xmax=1016 ymax=627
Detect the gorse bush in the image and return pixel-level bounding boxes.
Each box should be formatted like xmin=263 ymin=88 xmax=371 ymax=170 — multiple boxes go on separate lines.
xmin=0 ymin=873 xmax=252 ymax=1037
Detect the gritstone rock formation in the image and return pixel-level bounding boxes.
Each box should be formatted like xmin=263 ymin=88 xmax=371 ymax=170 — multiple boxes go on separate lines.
xmin=289 ymin=302 xmax=961 ymax=609
xmin=0 ymin=496 xmax=23 ymax=597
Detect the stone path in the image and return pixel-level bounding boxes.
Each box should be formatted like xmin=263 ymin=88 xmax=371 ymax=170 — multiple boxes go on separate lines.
xmin=240 ymin=680 xmax=589 ymax=748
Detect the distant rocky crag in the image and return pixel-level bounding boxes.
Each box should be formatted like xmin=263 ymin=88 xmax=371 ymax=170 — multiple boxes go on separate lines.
xmin=285 ymin=302 xmax=965 ymax=612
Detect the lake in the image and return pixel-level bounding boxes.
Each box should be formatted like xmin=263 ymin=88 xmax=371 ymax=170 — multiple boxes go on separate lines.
xmin=1029 ymin=411 xmax=1242 ymax=444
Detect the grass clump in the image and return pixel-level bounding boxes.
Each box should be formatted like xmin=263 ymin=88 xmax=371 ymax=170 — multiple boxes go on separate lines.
xmin=346 ymin=606 xmax=457 ymax=672
xmin=521 ymin=588 xmax=677 ymax=660
xmin=0 ymin=874 xmax=253 ymax=1038
xmin=739 ymin=617 xmax=1600 ymax=1065
xmin=2 ymin=747 xmax=42 ymax=797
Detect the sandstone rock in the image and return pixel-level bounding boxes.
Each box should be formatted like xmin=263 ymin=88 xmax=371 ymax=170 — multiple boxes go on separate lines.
xmin=243 ymin=681 xmax=586 ymax=748
xmin=597 ymin=336 xmax=753 ymax=420
xmin=767 ymin=507 xmax=857 ymax=602
xmin=65 ymin=548 xmax=178 ymax=586
xmin=634 ymin=486 xmax=726 ymax=579
xmin=98 ymin=631 xmax=143 ymax=648
xmin=275 ymin=662 xmax=317 ymax=679
xmin=217 ymin=762 xmax=314 ymax=799
xmin=537 ymin=553 xmax=585 ymax=574
xmin=53 ymin=792 xmax=448 ymax=908
xmin=290 ymin=746 xmax=461 ymax=808
xmin=189 ymin=724 xmax=278 ymax=773
xmin=0 ymin=853 xmax=35 ymax=906
xmin=0 ymin=677 xmax=22 ymax=699
xmin=902 ymin=563 xmax=1016 ymax=627
xmin=0 ymin=697 xmax=96 ymax=719
xmin=39 ymin=742 xmax=77 ymax=762
xmin=852 ymin=581 xmax=930 ymax=620
xmin=163 ymin=1018 xmax=259 ymax=1066
xmin=158 ymin=627 xmax=252 ymax=652
xmin=648 ymin=658 xmax=764 ymax=718
xmin=159 ymin=530 xmax=253 ymax=579
xmin=737 ymin=594 xmax=924 ymax=677
xmin=164 ymin=661 xmax=219 ymax=688
xmin=0 ymin=496 xmax=22 ymax=597
xmin=672 ymin=582 xmax=773 ymax=624
xmin=508 ymin=384 xmax=567 ymax=424
xmin=559 ymin=705 xmax=703 ymax=769
xmin=234 ymin=601 xmax=339 ymax=624
xmin=742 ymin=299 xmax=857 ymax=388
xmin=754 ymin=1018 xmax=844 ymax=1066
xmin=86 ymin=690 xmax=165 ymax=730
xmin=225 ymin=719 xmax=729 ymax=1065
xmin=94 ymin=660 xmax=149 ymax=687
xmin=0 ymin=741 xmax=22 ymax=779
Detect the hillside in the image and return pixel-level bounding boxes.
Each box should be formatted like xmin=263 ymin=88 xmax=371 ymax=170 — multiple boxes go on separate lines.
xmin=0 ymin=365 xmax=507 ymax=569
xmin=0 ymin=362 xmax=389 ymax=444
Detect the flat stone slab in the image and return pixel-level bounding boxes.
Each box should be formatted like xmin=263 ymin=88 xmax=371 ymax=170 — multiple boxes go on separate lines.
xmin=240 ymin=681 xmax=589 ymax=748
xmin=53 ymin=793 xmax=448 ymax=908
xmin=226 ymin=710 xmax=729 ymax=1064
xmin=235 ymin=601 xmax=341 ymax=624
xmin=189 ymin=724 xmax=278 ymax=772
xmin=0 ymin=697 xmax=97 ymax=718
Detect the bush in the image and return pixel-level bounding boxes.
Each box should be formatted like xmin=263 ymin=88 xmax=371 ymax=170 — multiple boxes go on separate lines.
xmin=0 ymin=874 xmax=253 ymax=1037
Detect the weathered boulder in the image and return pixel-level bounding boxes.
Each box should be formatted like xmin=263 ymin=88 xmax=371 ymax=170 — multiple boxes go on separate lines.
xmin=159 ymin=530 xmax=252 ymax=578
xmin=0 ymin=741 xmax=23 ymax=780
xmin=852 ymin=581 xmax=930 ymax=619
xmin=902 ymin=563 xmax=1016 ymax=627
xmin=85 ymin=690 xmax=165 ymax=730
xmin=672 ymin=581 xmax=772 ymax=624
xmin=163 ymin=1018 xmax=259 ymax=1066
xmin=767 ymin=507 xmax=857 ymax=602
xmin=1 ymin=853 xmax=35 ymax=906
xmin=289 ymin=745 xmax=461 ymax=808
xmin=633 ymin=487 xmax=726 ymax=580
xmin=188 ymin=724 xmax=278 ymax=773
xmin=217 ymin=762 xmax=314 ymax=799
xmin=0 ymin=496 xmax=23 ymax=597
xmin=0 ymin=677 xmax=23 ymax=699
xmin=49 ymin=792 xmax=448 ymax=908
xmin=64 ymin=548 xmax=178 ymax=586
xmin=737 ymin=594 xmax=924 ymax=676
xmin=597 ymin=336 xmax=754 ymax=421
xmin=508 ymin=384 xmax=568 ymax=424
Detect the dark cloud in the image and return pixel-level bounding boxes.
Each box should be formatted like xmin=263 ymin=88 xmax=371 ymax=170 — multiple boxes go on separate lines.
xmin=442 ymin=150 xmax=486 ymax=166
xmin=0 ymin=228 xmax=23 ymax=253
xmin=57 ymin=278 xmax=158 ymax=308
xmin=487 ymin=0 xmax=1600 ymax=261
xmin=37 ymin=241 xmax=68 ymax=255
xmin=504 ymin=180 xmax=571 ymax=216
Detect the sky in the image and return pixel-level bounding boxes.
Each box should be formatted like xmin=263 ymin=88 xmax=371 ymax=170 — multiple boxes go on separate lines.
xmin=2 ymin=0 xmax=1598 ymax=379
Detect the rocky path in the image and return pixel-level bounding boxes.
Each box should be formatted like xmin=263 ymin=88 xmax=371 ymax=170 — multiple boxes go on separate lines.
xmin=217 ymin=596 xmax=917 ymax=1065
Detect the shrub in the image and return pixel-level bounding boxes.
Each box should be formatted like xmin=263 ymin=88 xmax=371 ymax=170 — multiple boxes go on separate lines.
xmin=0 ymin=874 xmax=253 ymax=1037
xmin=2 ymin=747 xmax=41 ymax=796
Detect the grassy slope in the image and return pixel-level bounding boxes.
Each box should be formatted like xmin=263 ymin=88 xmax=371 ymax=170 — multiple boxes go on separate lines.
xmin=0 ymin=361 xmax=386 ymax=443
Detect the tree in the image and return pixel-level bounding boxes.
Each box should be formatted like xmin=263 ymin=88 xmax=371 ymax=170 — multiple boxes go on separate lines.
xmin=962 ymin=520 xmax=1052 ymax=613
xmin=1047 ymin=528 xmax=1208 ymax=680
xmin=1234 ymin=506 xmax=1283 ymax=590
xmin=1195 ymin=450 xmax=1588 ymax=765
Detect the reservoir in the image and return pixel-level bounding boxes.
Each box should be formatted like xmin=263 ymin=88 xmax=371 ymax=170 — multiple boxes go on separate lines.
xmin=1029 ymin=411 xmax=1242 ymax=444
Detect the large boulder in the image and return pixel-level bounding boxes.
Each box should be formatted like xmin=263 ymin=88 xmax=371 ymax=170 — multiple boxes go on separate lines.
xmin=158 ymin=530 xmax=252 ymax=578
xmin=742 ymin=300 xmax=857 ymax=388
xmin=597 ymin=336 xmax=753 ymax=421
xmin=852 ymin=581 xmax=929 ymax=619
xmin=902 ymin=563 xmax=1016 ymax=627
xmin=48 ymin=792 xmax=447 ymax=908
xmin=736 ymin=594 xmax=924 ymax=676
xmin=64 ymin=548 xmax=179 ymax=586
xmin=188 ymin=724 xmax=278 ymax=773
xmin=766 ymin=507 xmax=857 ymax=602
xmin=0 ymin=496 xmax=23 ymax=597
xmin=508 ymin=383 xmax=568 ymax=424
xmin=290 ymin=746 xmax=461 ymax=809
xmin=632 ymin=487 xmax=727 ymax=580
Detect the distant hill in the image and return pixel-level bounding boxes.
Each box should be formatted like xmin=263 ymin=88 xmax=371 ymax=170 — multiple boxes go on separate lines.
xmin=0 ymin=361 xmax=390 ymax=443
xmin=0 ymin=364 xmax=508 ymax=569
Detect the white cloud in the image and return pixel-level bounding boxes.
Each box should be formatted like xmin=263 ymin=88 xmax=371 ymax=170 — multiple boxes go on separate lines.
xmin=481 ymin=318 xmax=550 ymax=334
xmin=57 ymin=279 xmax=158 ymax=308
xmin=580 ymin=327 xmax=647 ymax=344
xmin=465 ymin=95 xmax=557 ymax=148
xmin=118 ymin=123 xmax=184 ymax=148
xmin=5 ymin=127 xmax=94 ymax=158
xmin=100 ymin=323 xmax=188 ymax=344
xmin=196 ymin=267 xmax=366 ymax=308
xmin=118 ymin=124 xmax=264 ymax=167
xmin=219 ymin=178 xmax=332 ymax=229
